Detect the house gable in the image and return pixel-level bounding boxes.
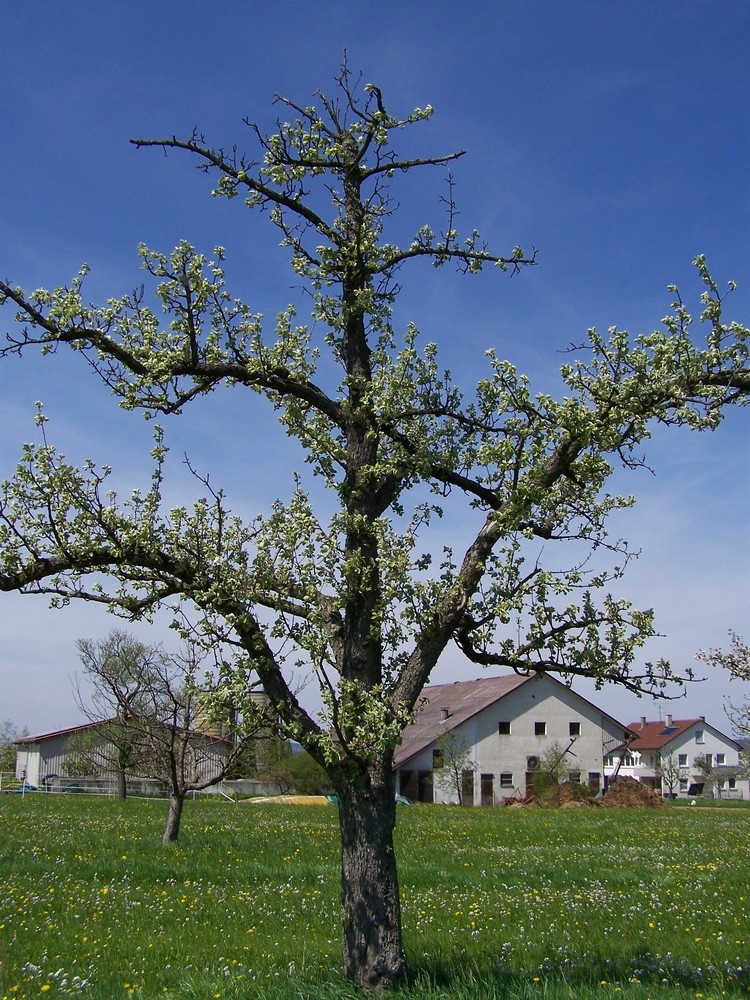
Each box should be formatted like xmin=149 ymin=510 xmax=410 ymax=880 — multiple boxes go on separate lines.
xmin=394 ymin=674 xmax=530 ymax=769
xmin=625 ymin=718 xmax=741 ymax=758
xmin=394 ymin=672 xmax=632 ymax=805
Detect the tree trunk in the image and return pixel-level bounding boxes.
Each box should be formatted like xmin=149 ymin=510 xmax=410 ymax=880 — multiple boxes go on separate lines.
xmin=115 ymin=767 xmax=127 ymax=801
xmin=162 ymin=792 xmax=184 ymax=844
xmin=335 ymin=765 xmax=405 ymax=990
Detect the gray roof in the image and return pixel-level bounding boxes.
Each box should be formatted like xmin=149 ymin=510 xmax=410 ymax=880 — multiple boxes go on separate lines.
xmin=14 ymin=720 xmax=107 ymax=744
xmin=393 ymin=674 xmax=531 ymax=769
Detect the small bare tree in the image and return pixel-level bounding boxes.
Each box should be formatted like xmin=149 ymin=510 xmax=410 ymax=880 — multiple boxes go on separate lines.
xmin=75 ymin=631 xmax=161 ymax=800
xmin=659 ymin=750 xmax=681 ymax=798
xmin=532 ymin=740 xmax=573 ymax=805
xmin=75 ymin=630 xmax=270 ymax=842
xmin=0 ymin=719 xmax=27 ymax=773
xmin=432 ymin=730 xmax=476 ymax=805
xmin=697 ymin=632 xmax=750 ymax=740
xmin=694 ymin=753 xmax=722 ymax=799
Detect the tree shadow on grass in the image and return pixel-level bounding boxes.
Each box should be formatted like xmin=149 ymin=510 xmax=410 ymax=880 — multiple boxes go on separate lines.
xmin=173 ymin=950 xmax=750 ymax=999
xmin=403 ymin=950 xmax=750 ymax=999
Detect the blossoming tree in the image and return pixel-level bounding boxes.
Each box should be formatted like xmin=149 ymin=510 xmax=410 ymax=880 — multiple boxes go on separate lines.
xmin=1 ymin=69 xmax=749 ymax=986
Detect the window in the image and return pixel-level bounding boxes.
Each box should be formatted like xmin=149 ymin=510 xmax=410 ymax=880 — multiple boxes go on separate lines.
xmin=500 ymin=772 xmax=513 ymax=788
xmin=534 ymin=721 xmax=547 ymax=736
xmin=432 ymin=748 xmax=444 ymax=768
xmin=569 ymin=770 xmax=581 ymax=783
xmin=498 ymin=721 xmax=511 ymax=735
xmin=678 ymin=754 xmax=688 ymax=767
xmin=569 ymin=722 xmax=581 ymax=737
xmin=716 ymin=753 xmax=725 ymax=765
xmin=703 ymin=753 xmax=713 ymax=767
xmin=695 ymin=730 xmax=705 ymax=744
xmin=679 ymin=778 xmax=688 ymax=792
xmin=648 ymin=754 xmax=656 ymax=767
xmin=729 ymin=778 xmax=736 ymax=790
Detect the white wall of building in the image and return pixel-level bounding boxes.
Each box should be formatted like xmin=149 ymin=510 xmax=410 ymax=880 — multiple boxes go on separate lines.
xmin=399 ymin=674 xmax=630 ymax=806
xmin=604 ymin=721 xmax=746 ymax=798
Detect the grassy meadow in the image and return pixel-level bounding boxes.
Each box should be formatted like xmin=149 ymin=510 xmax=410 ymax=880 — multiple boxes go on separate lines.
xmin=1 ymin=795 xmax=749 ymax=999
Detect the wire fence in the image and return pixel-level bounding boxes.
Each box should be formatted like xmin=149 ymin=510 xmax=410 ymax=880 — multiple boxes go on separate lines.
xmin=0 ymin=773 xmax=282 ymax=800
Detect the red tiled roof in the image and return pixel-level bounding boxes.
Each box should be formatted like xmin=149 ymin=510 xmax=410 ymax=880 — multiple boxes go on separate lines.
xmin=624 ymin=718 xmax=702 ymax=751
xmin=393 ymin=674 xmax=531 ymax=768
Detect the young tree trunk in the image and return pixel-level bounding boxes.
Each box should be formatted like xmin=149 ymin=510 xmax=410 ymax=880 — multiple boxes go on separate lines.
xmin=335 ymin=763 xmax=405 ymax=989
xmin=162 ymin=792 xmax=184 ymax=844
xmin=115 ymin=767 xmax=127 ymax=801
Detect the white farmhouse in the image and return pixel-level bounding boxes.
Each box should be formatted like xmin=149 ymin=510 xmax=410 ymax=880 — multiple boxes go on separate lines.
xmin=394 ymin=673 xmax=632 ymax=805
xmin=604 ymin=715 xmax=747 ymax=799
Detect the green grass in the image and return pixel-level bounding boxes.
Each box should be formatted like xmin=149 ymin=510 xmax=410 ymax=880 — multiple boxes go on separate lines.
xmin=664 ymin=798 xmax=750 ymax=809
xmin=1 ymin=796 xmax=749 ymax=998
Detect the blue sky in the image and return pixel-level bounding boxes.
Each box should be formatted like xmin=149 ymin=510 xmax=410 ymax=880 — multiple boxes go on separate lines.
xmin=1 ymin=3 xmax=748 ymax=736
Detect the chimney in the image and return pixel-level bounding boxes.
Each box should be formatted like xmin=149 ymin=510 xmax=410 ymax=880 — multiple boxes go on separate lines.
xmin=700 ymin=715 xmax=705 ymax=722
xmin=666 ymin=714 xmax=672 ymax=727
xmin=440 ymin=707 xmax=450 ymax=721
xmin=640 ymin=716 xmax=647 ymax=729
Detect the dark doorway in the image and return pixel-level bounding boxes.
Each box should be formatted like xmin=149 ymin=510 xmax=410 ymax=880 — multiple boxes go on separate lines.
xmin=399 ymin=769 xmax=434 ymax=803
xmin=480 ymin=773 xmax=494 ymax=806
xmin=461 ymin=769 xmax=475 ymax=806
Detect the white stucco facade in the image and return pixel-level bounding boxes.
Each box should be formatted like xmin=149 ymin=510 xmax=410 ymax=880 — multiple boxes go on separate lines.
xmin=603 ymin=717 xmax=747 ymax=799
xmin=395 ymin=673 xmax=631 ymax=805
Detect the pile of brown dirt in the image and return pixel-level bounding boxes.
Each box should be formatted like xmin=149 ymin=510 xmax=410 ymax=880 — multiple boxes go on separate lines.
xmin=526 ymin=780 xmax=598 ymax=808
xmin=558 ymin=780 xmax=597 ymax=806
xmin=600 ymin=776 xmax=664 ymax=808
